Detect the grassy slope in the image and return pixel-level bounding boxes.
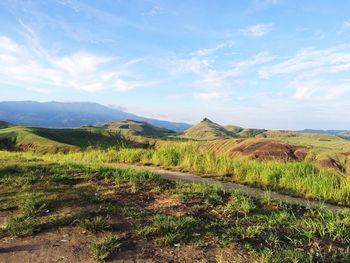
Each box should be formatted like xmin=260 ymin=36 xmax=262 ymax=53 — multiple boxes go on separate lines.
xmin=182 ymin=119 xmax=267 ymax=141
xmin=181 ymin=118 xmax=235 ymax=140
xmin=39 ymin=144 xmax=350 ymax=206
xmin=237 ymin=128 xmax=267 ymax=138
xmin=103 ymin=120 xmax=176 ymax=137
xmin=338 ymin=131 xmax=350 ymax=140
xmin=0 ymin=121 xmax=12 ymax=129
xmin=0 ymin=126 xmax=133 ymax=153
xmin=263 ymin=131 xmax=350 ymax=158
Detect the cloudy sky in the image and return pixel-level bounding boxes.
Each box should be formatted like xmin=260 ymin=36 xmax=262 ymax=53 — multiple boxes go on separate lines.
xmin=1 ymin=0 xmax=350 ymax=129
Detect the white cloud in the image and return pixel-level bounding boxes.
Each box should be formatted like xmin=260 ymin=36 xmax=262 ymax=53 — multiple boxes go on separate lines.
xmin=259 ymin=46 xmax=350 ymax=100
xmin=344 ymin=20 xmax=350 ymax=28
xmin=292 ymin=79 xmax=350 ymax=100
xmin=165 ymin=48 xmax=275 ymax=102
xmin=0 ymin=32 xmax=152 ymax=93
xmin=259 ymin=46 xmax=350 ymax=79
xmin=233 ymin=51 xmax=274 ymax=69
xmin=244 ymin=23 xmax=274 ymax=37
xmin=166 ymin=58 xmax=211 ymax=75
xmin=194 ymin=91 xmax=222 ymax=101
xmin=191 ymin=40 xmax=235 ymax=57
xmin=144 ymin=5 xmax=163 ymax=16
xmin=115 ymin=79 xmax=157 ymax=92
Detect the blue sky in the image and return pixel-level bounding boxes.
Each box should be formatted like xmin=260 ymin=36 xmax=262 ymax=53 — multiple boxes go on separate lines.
xmin=1 ymin=0 xmax=350 ymax=129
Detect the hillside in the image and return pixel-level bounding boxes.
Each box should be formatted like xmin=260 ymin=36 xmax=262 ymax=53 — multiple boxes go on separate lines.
xmin=0 ymin=121 xmax=11 ymax=129
xmin=0 ymin=101 xmax=191 ymax=132
xmin=0 ymin=126 xmax=145 ymax=153
xmin=225 ymin=125 xmax=267 ymax=138
xmin=181 ymin=118 xmax=235 ymax=140
xmin=299 ymin=129 xmax=346 ymax=135
xmin=181 ymin=119 xmax=267 ymax=140
xmin=337 ymin=131 xmax=350 ymax=140
xmin=103 ymin=120 xmax=176 ymax=137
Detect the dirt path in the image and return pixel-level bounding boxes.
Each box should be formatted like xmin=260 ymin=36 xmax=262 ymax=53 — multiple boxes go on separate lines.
xmin=112 ymin=163 xmax=343 ymax=211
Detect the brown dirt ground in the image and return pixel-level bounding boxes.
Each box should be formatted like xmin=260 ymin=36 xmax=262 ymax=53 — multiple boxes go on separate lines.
xmin=317 ymin=158 xmax=345 ymax=173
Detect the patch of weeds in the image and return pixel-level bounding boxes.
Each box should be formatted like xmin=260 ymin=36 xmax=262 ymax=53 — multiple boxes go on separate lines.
xmin=260 ymin=248 xmax=310 ymax=263
xmin=111 ymin=168 xmax=161 ymax=185
xmin=138 ymin=214 xmax=203 ymax=245
xmin=121 ymin=207 xmax=146 ymax=219
xmin=90 ymin=235 xmax=122 ymax=261
xmin=129 ymin=182 xmax=138 ymax=193
xmin=260 ymin=191 xmax=272 ymax=206
xmin=1 ymin=192 xmax=48 ymax=237
xmin=79 ymin=216 xmax=109 ymax=233
xmin=223 ymin=190 xmax=256 ymax=216
xmin=3 ymin=215 xmax=39 ymax=237
xmin=150 ymin=185 xmax=161 ymax=193
xmin=177 ymin=183 xmax=225 ymax=206
xmin=17 ymin=192 xmax=47 ymax=217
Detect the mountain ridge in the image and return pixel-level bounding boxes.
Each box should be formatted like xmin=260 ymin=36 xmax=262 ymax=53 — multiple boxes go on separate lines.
xmin=0 ymin=101 xmax=191 ymax=132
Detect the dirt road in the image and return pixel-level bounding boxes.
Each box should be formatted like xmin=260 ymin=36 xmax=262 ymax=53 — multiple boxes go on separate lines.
xmin=113 ymin=163 xmax=343 ymax=211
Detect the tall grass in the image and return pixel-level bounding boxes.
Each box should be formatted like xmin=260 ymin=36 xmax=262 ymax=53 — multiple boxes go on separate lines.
xmin=40 ymin=144 xmax=350 ymax=206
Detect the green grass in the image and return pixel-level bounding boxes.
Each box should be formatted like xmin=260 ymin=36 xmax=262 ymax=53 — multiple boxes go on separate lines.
xmin=40 ymin=145 xmax=350 ymax=206
xmin=138 ymin=214 xmax=203 ymax=245
xmin=181 ymin=118 xmax=267 ymax=140
xmin=135 ymin=182 xmax=350 ymax=262
xmin=104 ymin=120 xmax=176 ymax=137
xmin=0 ymin=159 xmax=160 ymax=238
xmin=181 ymin=118 xmax=236 ymax=140
xmin=0 ymin=126 xmax=147 ymax=153
xmin=1 ymin=156 xmax=350 ymax=261
xmin=78 ymin=216 xmax=109 ymax=233
xmin=90 ymin=235 xmax=123 ymax=261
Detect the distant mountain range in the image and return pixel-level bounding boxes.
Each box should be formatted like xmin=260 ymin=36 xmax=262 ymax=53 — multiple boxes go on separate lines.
xmin=0 ymin=120 xmax=12 ymax=128
xmin=299 ymin=129 xmax=346 ymax=135
xmin=0 ymin=101 xmax=191 ymax=132
xmin=180 ymin=118 xmax=350 ymax=141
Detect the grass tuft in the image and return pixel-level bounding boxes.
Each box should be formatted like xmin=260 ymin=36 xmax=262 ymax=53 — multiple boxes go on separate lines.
xmin=90 ymin=235 xmax=122 ymax=261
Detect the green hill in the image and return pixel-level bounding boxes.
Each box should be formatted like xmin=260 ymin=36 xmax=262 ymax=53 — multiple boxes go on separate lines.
xmin=0 ymin=121 xmax=12 ymax=129
xmin=337 ymin=131 xmax=350 ymax=140
xmin=237 ymin=128 xmax=267 ymax=137
xmin=182 ymin=119 xmax=268 ymax=141
xmin=224 ymin=125 xmax=244 ymax=133
xmin=103 ymin=120 xmax=176 ymax=137
xmin=181 ymin=118 xmax=236 ymax=140
xmin=0 ymin=126 xmax=141 ymax=153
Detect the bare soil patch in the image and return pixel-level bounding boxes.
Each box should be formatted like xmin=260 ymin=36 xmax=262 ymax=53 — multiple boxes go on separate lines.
xmin=229 ymin=139 xmax=306 ymax=161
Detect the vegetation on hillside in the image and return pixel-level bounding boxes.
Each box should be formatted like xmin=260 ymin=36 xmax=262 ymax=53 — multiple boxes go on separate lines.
xmin=0 ymin=121 xmax=11 ymax=129
xmin=181 ymin=118 xmax=237 ymax=140
xmin=182 ymin=118 xmax=267 ymax=140
xmin=0 ymin=126 xmax=147 ymax=153
xmin=102 ymin=120 xmax=176 ymax=137
xmin=36 ymin=144 xmax=350 ymax=206
xmin=1 ymin=155 xmax=350 ymax=262
xmin=338 ymin=131 xmax=350 ymax=140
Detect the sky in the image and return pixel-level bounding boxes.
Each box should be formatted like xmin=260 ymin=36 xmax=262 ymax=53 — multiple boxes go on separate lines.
xmin=1 ymin=0 xmax=350 ymax=130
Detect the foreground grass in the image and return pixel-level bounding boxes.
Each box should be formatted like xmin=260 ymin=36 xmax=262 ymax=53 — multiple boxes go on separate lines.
xmin=138 ymin=183 xmax=350 ymax=262
xmin=1 ymin=157 xmax=350 ymax=262
xmin=40 ymin=145 xmax=350 ymax=206
xmin=91 ymin=235 xmax=123 ymax=261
